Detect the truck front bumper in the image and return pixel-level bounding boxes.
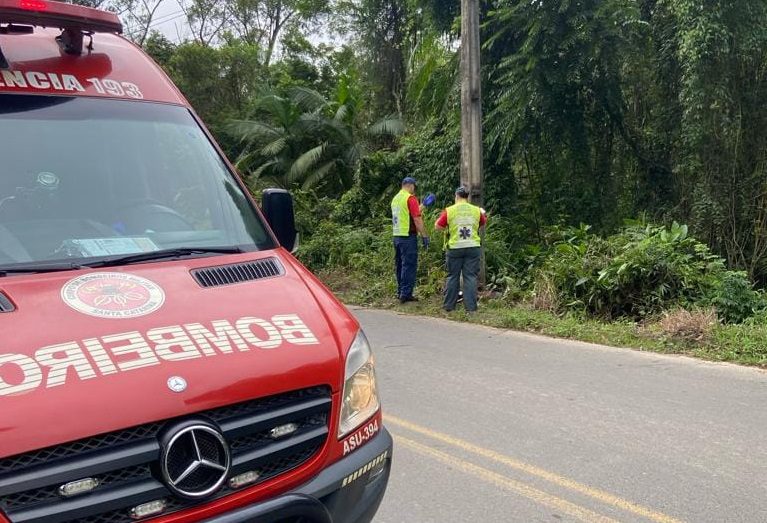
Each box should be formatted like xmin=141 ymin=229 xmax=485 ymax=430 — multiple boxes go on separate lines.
xmin=201 ymin=428 xmax=393 ymax=523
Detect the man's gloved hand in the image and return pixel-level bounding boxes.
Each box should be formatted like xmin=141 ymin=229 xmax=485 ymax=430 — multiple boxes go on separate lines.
xmin=421 ymin=236 xmax=430 ymax=249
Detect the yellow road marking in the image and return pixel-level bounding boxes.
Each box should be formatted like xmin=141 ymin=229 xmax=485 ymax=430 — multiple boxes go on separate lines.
xmin=396 ymin=435 xmax=618 ymax=523
xmin=386 ymin=415 xmax=683 ymax=523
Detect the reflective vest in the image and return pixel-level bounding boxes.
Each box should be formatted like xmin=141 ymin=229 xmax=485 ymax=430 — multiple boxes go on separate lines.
xmin=391 ymin=189 xmax=412 ymax=237
xmin=446 ymin=202 xmax=481 ymax=249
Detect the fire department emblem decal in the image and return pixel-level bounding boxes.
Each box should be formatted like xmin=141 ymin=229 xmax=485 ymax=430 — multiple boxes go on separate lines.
xmin=61 ymin=272 xmax=165 ymax=319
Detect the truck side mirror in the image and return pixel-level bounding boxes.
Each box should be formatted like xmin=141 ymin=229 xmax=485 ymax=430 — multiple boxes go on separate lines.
xmin=262 ymin=189 xmax=299 ymax=253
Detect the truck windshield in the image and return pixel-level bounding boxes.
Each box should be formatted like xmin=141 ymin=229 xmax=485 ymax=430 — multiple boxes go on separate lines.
xmin=0 ymin=95 xmax=274 ymax=271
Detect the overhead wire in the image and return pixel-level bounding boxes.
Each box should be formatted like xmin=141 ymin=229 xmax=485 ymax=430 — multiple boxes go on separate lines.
xmin=126 ymin=10 xmax=185 ymax=37
xmin=125 ymin=8 xmax=187 ymax=40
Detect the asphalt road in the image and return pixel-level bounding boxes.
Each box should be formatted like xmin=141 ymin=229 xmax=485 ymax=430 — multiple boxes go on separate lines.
xmin=351 ymin=307 xmax=767 ymax=523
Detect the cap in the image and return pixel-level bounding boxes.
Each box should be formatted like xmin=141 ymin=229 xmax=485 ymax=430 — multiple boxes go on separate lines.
xmin=455 ymin=186 xmax=470 ymax=198
xmin=402 ymin=177 xmax=417 ymax=186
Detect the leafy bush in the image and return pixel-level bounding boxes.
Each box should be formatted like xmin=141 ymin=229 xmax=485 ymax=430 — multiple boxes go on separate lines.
xmin=710 ymin=271 xmax=765 ymax=324
xmin=589 ymin=223 xmax=723 ymax=318
xmin=329 ymin=187 xmax=371 ymax=226
xmin=290 ymin=189 xmax=337 ymax=237
xmin=296 ymin=203 xmax=764 ymax=326
xmin=532 ymin=225 xmax=612 ymax=312
xmin=298 ymin=222 xmax=386 ymax=273
xmin=532 ymin=222 xmax=759 ymax=321
xmin=400 ymin=123 xmax=461 ymax=208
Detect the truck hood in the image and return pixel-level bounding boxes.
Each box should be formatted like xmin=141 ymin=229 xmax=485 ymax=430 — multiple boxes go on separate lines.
xmin=0 ymin=251 xmax=356 ymax=458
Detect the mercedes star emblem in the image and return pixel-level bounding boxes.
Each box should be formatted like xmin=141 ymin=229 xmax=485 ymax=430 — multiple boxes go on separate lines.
xmin=161 ymin=424 xmax=231 ymax=499
xmin=167 ymin=376 xmax=188 ymax=393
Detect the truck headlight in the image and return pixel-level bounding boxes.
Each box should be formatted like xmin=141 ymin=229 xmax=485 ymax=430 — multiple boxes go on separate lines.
xmin=338 ymin=330 xmax=380 ymax=438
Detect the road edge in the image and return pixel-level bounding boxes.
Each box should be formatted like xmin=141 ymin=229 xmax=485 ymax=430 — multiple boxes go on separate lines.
xmin=347 ymin=305 xmax=767 ymax=376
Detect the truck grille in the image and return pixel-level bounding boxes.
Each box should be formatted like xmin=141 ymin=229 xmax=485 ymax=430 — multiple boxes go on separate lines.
xmin=0 ymin=387 xmax=331 ymax=523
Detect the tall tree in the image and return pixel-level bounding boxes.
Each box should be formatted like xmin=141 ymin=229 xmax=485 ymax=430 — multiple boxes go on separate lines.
xmin=123 ymin=0 xmax=166 ymax=45
xmin=346 ymin=0 xmax=409 ymax=115
xmin=68 ymin=0 xmax=112 ymax=8
xmin=228 ymin=0 xmax=329 ymax=66
xmin=485 ymin=0 xmax=648 ymax=228
xmin=179 ymin=0 xmax=230 ymax=46
xmin=667 ymin=0 xmax=767 ymax=277
xmin=70 ymin=0 xmax=166 ymax=45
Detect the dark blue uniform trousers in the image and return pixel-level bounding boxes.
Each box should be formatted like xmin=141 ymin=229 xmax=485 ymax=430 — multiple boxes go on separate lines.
xmin=394 ymin=234 xmax=418 ymax=299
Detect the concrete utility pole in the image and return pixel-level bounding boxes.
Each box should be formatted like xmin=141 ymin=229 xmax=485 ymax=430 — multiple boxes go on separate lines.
xmin=460 ymin=0 xmax=485 ymax=285
xmin=460 ymin=0 xmax=483 ymax=208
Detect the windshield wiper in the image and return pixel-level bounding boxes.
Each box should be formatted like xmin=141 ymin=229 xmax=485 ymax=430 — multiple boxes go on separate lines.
xmin=0 ymin=248 xmax=244 ymax=276
xmin=0 ymin=262 xmax=83 ymax=277
xmin=84 ymin=247 xmax=244 ymax=268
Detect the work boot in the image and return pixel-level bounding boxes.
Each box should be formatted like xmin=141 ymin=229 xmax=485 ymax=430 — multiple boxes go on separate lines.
xmin=400 ymin=296 xmax=419 ymax=303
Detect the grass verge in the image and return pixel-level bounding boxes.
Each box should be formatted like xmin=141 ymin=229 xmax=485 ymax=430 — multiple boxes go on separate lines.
xmin=318 ymin=269 xmax=767 ymax=369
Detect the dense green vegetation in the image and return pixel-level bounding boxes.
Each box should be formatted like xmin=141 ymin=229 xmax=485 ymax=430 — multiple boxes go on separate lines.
xmin=113 ymin=0 xmax=767 ymax=364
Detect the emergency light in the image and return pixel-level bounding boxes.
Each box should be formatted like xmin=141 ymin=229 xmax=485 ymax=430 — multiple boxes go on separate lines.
xmin=0 ymin=0 xmax=122 ymax=33
xmin=0 ymin=0 xmax=122 ymax=63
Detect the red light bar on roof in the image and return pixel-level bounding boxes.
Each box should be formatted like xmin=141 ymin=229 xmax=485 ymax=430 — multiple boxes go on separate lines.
xmin=0 ymin=0 xmax=122 ymax=33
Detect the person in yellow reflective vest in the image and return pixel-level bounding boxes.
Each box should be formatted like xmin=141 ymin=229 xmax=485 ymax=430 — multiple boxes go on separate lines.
xmin=391 ymin=177 xmax=429 ymax=303
xmin=435 ymin=187 xmax=487 ymax=312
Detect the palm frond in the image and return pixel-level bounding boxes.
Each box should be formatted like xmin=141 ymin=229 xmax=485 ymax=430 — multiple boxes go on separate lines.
xmin=253 ymin=95 xmax=297 ymax=127
xmin=289 ymin=87 xmax=328 ymax=113
xmin=287 ymin=143 xmax=327 ymax=183
xmin=301 ymin=160 xmax=336 ymax=190
xmin=296 ymin=113 xmax=326 ymax=134
xmin=251 ymin=159 xmax=280 ymax=179
xmin=320 ymin=117 xmax=354 ymax=143
xmin=367 ymin=115 xmax=405 ymax=137
xmin=260 ymin=137 xmax=288 ymax=156
xmin=406 ymin=35 xmax=460 ymax=119
xmin=227 ymin=120 xmax=281 ymax=141
xmin=344 ymin=143 xmax=368 ymax=167
xmin=334 ymin=103 xmax=352 ymax=122
xmin=234 ymin=151 xmax=258 ymax=172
